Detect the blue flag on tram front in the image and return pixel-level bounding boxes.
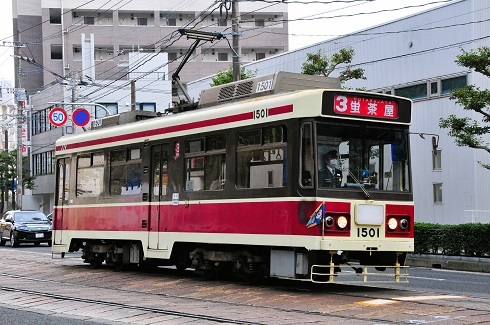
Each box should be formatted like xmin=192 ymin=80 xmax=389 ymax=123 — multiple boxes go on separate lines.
xmin=306 ymin=203 xmax=325 ymax=228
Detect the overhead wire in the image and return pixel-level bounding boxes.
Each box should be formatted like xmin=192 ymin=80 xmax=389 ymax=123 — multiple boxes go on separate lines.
xmin=10 ymin=0 xmax=473 ymax=108
xmin=23 ymin=1 xmax=223 ymax=106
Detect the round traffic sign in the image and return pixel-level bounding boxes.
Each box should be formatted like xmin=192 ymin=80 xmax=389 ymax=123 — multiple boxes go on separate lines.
xmin=72 ymin=107 xmax=91 ymax=127
xmin=48 ymin=107 xmax=68 ymax=127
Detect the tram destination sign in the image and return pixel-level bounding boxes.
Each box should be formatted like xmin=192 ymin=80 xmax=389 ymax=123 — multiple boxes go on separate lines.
xmin=322 ymin=91 xmax=411 ymax=124
xmin=333 ymin=94 xmax=398 ymax=119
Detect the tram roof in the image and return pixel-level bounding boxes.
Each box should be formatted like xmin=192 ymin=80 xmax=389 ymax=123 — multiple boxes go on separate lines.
xmin=55 ymin=88 xmax=327 ymax=155
xmin=55 ymin=72 xmax=411 ymax=155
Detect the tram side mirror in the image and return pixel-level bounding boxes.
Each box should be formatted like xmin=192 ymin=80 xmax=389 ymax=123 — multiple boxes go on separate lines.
xmin=302 ymin=171 xmax=312 ymax=187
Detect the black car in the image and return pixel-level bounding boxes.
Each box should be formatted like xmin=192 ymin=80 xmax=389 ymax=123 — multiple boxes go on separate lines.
xmin=0 ymin=210 xmax=52 ymax=247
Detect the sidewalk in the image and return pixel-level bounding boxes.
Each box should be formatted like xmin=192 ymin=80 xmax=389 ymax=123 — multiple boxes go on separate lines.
xmin=408 ymin=254 xmax=490 ymax=273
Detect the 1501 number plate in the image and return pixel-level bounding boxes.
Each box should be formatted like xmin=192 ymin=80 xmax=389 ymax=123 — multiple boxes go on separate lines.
xmin=357 ymin=227 xmax=380 ymax=238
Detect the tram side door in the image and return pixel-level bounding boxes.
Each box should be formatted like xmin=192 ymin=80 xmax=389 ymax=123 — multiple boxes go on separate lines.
xmin=54 ymin=158 xmax=70 ymax=245
xmin=148 ymin=144 xmax=169 ymax=249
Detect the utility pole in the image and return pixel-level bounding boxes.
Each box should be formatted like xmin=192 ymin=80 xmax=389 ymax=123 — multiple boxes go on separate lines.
xmin=15 ymin=90 xmax=25 ymax=210
xmin=232 ymin=0 xmax=241 ymax=82
xmin=131 ymin=80 xmax=136 ymax=111
xmin=14 ymin=32 xmax=24 ymax=210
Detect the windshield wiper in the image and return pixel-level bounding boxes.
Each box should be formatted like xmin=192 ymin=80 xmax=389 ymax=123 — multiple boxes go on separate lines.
xmin=346 ymin=169 xmax=371 ymax=200
xmin=338 ymin=159 xmax=371 ymax=199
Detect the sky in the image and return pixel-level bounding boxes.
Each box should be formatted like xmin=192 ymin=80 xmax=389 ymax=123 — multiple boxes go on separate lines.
xmin=0 ymin=0 xmax=447 ymax=86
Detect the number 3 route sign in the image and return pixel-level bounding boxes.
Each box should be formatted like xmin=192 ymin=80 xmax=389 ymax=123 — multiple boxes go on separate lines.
xmin=48 ymin=107 xmax=68 ymax=127
xmin=72 ymin=107 xmax=91 ymax=127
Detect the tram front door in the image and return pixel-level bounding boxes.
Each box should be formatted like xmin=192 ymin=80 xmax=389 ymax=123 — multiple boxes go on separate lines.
xmin=148 ymin=144 xmax=169 ymax=250
xmin=54 ymin=158 xmax=70 ymax=245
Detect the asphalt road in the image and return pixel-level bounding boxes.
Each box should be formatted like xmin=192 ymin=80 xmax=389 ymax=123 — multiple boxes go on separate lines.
xmin=2 ymin=244 xmax=489 ymax=298
xmin=0 ymin=306 xmax=106 ymax=325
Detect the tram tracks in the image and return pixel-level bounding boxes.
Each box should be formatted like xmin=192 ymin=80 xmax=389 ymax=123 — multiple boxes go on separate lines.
xmin=0 ymin=285 xmax=261 ymax=325
xmin=1 ymin=251 xmax=489 ymax=324
xmin=0 ymin=271 xmax=390 ymax=325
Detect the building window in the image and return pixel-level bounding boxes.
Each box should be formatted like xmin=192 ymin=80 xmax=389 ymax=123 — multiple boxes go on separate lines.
xmin=166 ymin=18 xmax=176 ymax=26
xmin=168 ymin=52 xmax=178 ymax=61
xmin=218 ymin=53 xmax=228 ymax=61
xmin=84 ymin=16 xmax=95 ymax=25
xmin=137 ymin=102 xmax=156 ymax=112
xmin=255 ymin=52 xmax=266 ymax=60
xmin=432 ymin=149 xmax=442 ymax=171
xmin=137 ymin=17 xmax=148 ymax=26
xmin=255 ymin=19 xmax=264 ymax=27
xmin=49 ymin=8 xmax=61 ymax=24
xmin=32 ymin=109 xmax=54 ymax=135
xmin=441 ymin=75 xmax=466 ymax=94
xmin=433 ymin=183 xmax=443 ymax=203
xmin=95 ymin=102 xmax=118 ymax=118
xmin=394 ymin=83 xmax=427 ymax=99
xmin=32 ymin=150 xmax=55 ymax=176
xmin=51 ymin=45 xmax=63 ymax=60
xmin=218 ymin=19 xmax=227 ymax=27
xmin=430 ymin=81 xmax=439 ymax=96
xmin=95 ymin=46 xmax=114 ymax=61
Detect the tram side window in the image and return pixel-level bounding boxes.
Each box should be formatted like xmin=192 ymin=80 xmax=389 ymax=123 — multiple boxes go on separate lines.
xmin=110 ymin=148 xmax=142 ymax=195
xmin=300 ymin=123 xmax=314 ymax=188
xmin=184 ymin=134 xmax=226 ymax=192
xmin=236 ymin=125 xmax=287 ymax=189
xmin=57 ymin=158 xmax=70 ymax=202
xmin=76 ymin=153 xmax=104 ymax=197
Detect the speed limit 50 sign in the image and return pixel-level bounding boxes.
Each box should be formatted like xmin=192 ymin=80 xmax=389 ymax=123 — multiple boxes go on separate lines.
xmin=48 ymin=107 xmax=68 ymax=127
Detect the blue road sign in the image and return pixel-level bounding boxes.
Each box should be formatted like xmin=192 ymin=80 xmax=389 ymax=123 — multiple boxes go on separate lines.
xmin=72 ymin=108 xmax=91 ymax=127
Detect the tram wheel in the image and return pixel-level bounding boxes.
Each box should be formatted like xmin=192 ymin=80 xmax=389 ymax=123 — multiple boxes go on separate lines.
xmin=113 ymin=262 xmax=127 ymax=271
xmin=201 ymin=269 xmax=216 ymax=280
xmin=89 ymin=255 xmax=104 ymax=268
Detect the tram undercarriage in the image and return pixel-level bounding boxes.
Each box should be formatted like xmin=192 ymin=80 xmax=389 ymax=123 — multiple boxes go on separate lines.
xmin=73 ymin=239 xmax=408 ymax=283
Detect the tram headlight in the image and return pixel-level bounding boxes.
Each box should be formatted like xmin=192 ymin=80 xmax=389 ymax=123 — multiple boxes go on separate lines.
xmin=337 ymin=216 xmax=348 ymax=229
xmin=399 ymin=218 xmax=409 ymax=230
xmin=387 ymin=217 xmax=398 ymax=230
xmin=324 ymin=216 xmax=334 ymax=227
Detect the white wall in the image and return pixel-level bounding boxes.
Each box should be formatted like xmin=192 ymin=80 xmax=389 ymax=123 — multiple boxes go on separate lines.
xmin=187 ymin=0 xmax=490 ymax=225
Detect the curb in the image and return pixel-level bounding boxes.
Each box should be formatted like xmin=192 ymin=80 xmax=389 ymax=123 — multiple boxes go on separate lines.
xmin=407 ymin=254 xmax=490 ymax=273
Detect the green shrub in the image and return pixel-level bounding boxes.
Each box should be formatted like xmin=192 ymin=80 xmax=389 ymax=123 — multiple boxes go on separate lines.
xmin=414 ymin=222 xmax=489 ymax=257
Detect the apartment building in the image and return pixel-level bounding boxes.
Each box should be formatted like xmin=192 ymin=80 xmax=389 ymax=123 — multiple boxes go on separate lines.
xmin=12 ymin=0 xmax=289 ymax=97
xmin=0 ymin=81 xmax=16 ymax=152
xmin=12 ymin=0 xmax=288 ymax=213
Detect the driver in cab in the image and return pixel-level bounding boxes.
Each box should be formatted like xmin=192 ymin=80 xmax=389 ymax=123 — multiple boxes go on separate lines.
xmin=319 ymin=150 xmax=342 ymax=187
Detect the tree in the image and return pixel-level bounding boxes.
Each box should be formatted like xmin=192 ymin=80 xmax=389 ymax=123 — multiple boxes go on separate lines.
xmin=0 ymin=150 xmax=36 ymax=211
xmin=439 ymin=47 xmax=490 ymax=170
xmin=210 ymin=67 xmax=256 ymax=87
xmin=301 ymin=47 xmax=366 ymax=84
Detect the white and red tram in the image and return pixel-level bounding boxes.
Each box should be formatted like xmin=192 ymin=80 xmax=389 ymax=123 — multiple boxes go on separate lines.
xmin=52 ymin=72 xmax=414 ymax=283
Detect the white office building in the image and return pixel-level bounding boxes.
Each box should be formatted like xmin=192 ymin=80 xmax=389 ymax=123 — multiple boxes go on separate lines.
xmin=188 ymin=0 xmax=490 ymax=225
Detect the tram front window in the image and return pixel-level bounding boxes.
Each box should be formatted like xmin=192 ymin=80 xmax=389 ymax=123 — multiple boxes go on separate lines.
xmin=316 ymin=123 xmax=410 ymax=192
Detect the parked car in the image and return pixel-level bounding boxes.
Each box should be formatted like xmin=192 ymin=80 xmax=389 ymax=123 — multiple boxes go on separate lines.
xmin=0 ymin=210 xmax=52 ymax=247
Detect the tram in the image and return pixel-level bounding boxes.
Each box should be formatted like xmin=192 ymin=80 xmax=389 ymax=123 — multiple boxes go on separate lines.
xmin=52 ymin=72 xmax=414 ymax=283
